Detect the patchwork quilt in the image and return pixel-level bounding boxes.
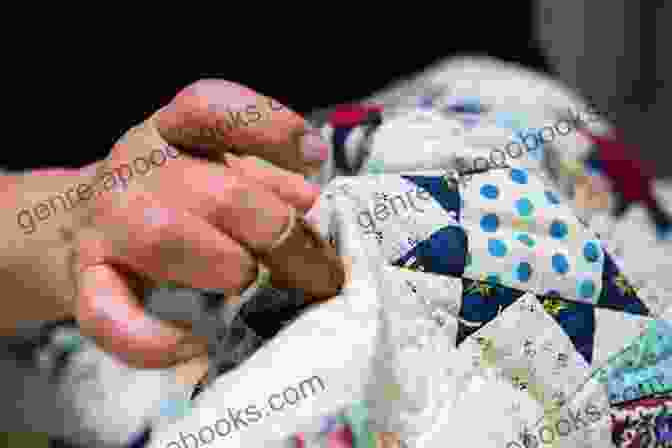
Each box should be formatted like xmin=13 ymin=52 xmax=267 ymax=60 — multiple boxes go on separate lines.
xmin=2 ymin=56 xmax=671 ymax=448
xmin=147 ymin=61 xmax=671 ymax=448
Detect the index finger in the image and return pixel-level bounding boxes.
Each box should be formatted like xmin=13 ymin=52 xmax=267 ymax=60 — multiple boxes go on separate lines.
xmin=152 ymin=79 xmax=329 ymax=176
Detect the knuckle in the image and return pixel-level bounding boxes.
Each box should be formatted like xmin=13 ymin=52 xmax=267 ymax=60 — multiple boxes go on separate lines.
xmin=183 ymin=79 xmax=241 ymax=99
xmin=177 ymin=80 xmax=222 ymax=114
xmin=137 ymin=211 xmax=181 ymax=251
xmin=219 ymin=173 xmax=251 ymax=207
xmin=69 ymin=228 xmax=106 ymax=275
xmin=177 ymin=80 xmax=252 ymax=116
xmin=79 ymin=189 xmax=115 ymax=227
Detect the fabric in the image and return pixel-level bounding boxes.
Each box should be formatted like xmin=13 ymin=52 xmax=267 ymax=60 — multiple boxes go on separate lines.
xmin=147 ymin=88 xmax=671 ymax=447
xmin=578 ymin=130 xmax=656 ymax=205
xmin=575 ymin=130 xmax=672 ymax=240
xmin=4 ymin=55 xmax=672 ymax=448
xmin=610 ymin=398 xmax=672 ymax=447
xmin=318 ymin=56 xmax=672 ymax=286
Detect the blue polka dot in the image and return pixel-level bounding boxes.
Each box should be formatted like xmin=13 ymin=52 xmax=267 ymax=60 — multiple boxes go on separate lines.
xmin=515 ymin=198 xmax=535 ymax=216
xmin=480 ymin=214 xmax=499 ymax=232
xmin=517 ymin=233 xmax=536 ymax=248
xmin=549 ymin=220 xmax=568 ymax=239
xmin=583 ymin=242 xmax=600 ymax=263
xmin=516 ymin=262 xmax=533 ymax=282
xmin=579 ymin=279 xmax=596 ymax=299
xmin=448 ymin=98 xmax=485 ymax=114
xmin=510 ymin=168 xmax=528 ymax=184
xmin=552 ymin=254 xmax=570 ymax=275
xmin=485 ymin=274 xmax=500 ymax=285
xmin=488 ymin=239 xmax=508 ymax=257
xmin=545 ymin=191 xmax=560 ymax=205
xmin=481 ymin=184 xmax=499 ymax=199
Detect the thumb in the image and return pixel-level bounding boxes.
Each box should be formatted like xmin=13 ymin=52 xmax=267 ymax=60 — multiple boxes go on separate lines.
xmin=153 ymin=79 xmax=329 ymax=176
xmin=72 ymin=239 xmax=208 ymax=368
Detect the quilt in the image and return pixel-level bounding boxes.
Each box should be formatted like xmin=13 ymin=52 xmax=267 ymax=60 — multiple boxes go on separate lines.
xmin=147 ymin=66 xmax=672 ymax=446
xmin=2 ymin=56 xmax=671 ymax=448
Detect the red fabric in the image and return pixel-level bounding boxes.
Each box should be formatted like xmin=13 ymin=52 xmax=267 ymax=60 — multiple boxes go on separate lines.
xmin=327 ymin=425 xmax=354 ymax=447
xmin=329 ymin=104 xmax=384 ymax=128
xmin=577 ymin=129 xmax=657 ymax=206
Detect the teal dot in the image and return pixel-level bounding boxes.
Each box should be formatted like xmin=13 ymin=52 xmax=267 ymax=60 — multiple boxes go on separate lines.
xmin=578 ymin=279 xmax=596 ymax=298
xmin=160 ymin=398 xmax=192 ymax=418
xmin=545 ymin=191 xmax=560 ymax=205
xmin=515 ymin=198 xmax=535 ymax=216
xmin=516 ymin=233 xmax=536 ymax=248
xmin=481 ymin=184 xmax=499 ymax=199
xmin=465 ymin=252 xmax=472 ymax=266
xmin=549 ymin=220 xmax=568 ymax=239
xmin=486 ymin=274 xmax=501 ymax=285
xmin=366 ymin=158 xmax=385 ymax=174
xmin=516 ymin=262 xmax=533 ymax=282
xmin=488 ymin=239 xmax=508 ymax=257
xmin=510 ymin=168 xmax=528 ymax=184
xmin=583 ymin=242 xmax=600 ymax=262
xmin=552 ymin=254 xmax=570 ymax=274
xmin=480 ymin=213 xmax=499 ymax=232
xmin=60 ymin=335 xmax=83 ymax=354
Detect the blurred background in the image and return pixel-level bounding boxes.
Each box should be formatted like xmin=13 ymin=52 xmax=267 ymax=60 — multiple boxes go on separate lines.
xmin=4 ymin=2 xmax=551 ymax=170
xmin=7 ymin=2 xmax=670 ymax=174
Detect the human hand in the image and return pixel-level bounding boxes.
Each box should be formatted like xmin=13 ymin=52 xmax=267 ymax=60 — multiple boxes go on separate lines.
xmin=68 ymin=80 xmax=344 ymax=368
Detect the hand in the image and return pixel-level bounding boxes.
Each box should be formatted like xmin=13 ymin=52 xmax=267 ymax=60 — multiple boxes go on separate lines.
xmin=68 ymin=80 xmax=343 ymax=368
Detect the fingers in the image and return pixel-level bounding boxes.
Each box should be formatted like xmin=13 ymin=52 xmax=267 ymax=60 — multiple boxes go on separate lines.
xmin=73 ymin=165 xmax=342 ymax=366
xmin=222 ymin=153 xmax=320 ymax=212
xmin=113 ymin=153 xmax=342 ymax=298
xmin=81 ymin=193 xmax=259 ymax=293
xmin=73 ymin=194 xmax=259 ymax=367
xmin=153 ymin=79 xmax=329 ymax=176
xmin=74 ymin=262 xmax=209 ymax=368
xmin=152 ymin=160 xmax=343 ymax=299
xmin=258 ymin=212 xmax=345 ymax=301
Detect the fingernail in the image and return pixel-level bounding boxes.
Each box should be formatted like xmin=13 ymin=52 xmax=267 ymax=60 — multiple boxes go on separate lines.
xmin=300 ymin=132 xmax=329 ymax=163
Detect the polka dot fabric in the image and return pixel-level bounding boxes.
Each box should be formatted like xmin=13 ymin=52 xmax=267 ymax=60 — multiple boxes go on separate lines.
xmin=461 ymin=167 xmax=604 ymax=304
xmin=144 ymin=56 xmax=672 ymax=448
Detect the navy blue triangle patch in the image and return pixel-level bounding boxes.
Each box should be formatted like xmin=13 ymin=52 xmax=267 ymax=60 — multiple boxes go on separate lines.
xmin=536 ymin=292 xmax=596 ymax=365
xmin=401 ymin=175 xmax=462 ymax=220
xmin=392 ymin=225 xmax=468 ymax=278
xmin=456 ymin=277 xmax=526 ymax=347
xmin=596 ymin=251 xmax=650 ymax=316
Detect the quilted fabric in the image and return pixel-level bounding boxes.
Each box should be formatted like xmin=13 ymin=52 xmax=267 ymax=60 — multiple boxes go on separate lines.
xmin=4 ymin=56 xmax=672 ymax=448
xmin=147 ymin=104 xmax=672 ymax=448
